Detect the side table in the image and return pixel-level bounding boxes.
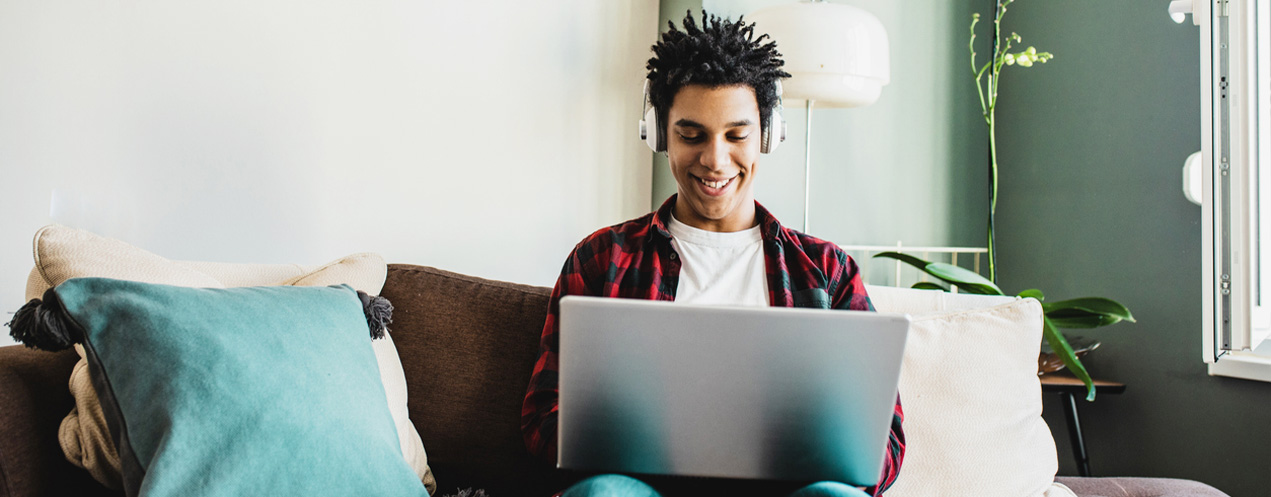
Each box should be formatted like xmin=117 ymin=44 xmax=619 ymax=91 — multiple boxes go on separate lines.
xmin=1038 ymin=372 xmax=1126 ymax=477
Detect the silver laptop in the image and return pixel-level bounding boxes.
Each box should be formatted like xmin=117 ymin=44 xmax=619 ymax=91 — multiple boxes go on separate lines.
xmin=557 ymin=296 xmax=910 ymax=486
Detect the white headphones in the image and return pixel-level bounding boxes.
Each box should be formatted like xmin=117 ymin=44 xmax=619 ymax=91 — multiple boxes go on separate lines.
xmin=639 ymin=80 xmax=786 ymax=154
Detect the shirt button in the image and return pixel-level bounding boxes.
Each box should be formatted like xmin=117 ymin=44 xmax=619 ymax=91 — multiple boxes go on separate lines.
xmin=669 ymin=253 xmax=678 ymax=260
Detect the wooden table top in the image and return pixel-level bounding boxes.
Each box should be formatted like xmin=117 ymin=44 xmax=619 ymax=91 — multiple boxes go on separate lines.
xmin=1039 ymin=371 xmax=1126 ymax=395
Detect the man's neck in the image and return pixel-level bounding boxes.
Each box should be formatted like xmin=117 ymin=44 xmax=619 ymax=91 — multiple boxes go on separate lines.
xmin=672 ymin=199 xmax=758 ymax=233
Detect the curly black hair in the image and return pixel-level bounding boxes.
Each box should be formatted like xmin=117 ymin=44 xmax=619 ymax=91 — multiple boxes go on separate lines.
xmin=647 ymin=10 xmax=791 ymax=135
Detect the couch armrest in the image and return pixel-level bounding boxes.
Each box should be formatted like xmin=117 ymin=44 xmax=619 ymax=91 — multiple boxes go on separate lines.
xmin=1057 ymin=477 xmax=1230 ymax=497
xmin=0 ymin=346 xmax=111 ymax=497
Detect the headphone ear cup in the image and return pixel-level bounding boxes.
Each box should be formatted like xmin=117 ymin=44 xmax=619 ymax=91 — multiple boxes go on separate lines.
xmin=760 ymin=118 xmax=772 ymax=154
xmin=763 ymin=110 xmax=784 ymax=154
xmin=643 ymin=106 xmax=662 ymax=152
xmin=762 ymin=80 xmax=785 ymax=155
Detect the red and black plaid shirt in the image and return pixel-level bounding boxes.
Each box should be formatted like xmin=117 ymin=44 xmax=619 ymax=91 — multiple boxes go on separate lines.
xmin=522 ymin=195 xmax=905 ymax=495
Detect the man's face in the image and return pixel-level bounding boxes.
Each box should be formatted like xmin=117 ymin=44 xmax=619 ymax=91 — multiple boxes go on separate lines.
xmin=666 ymin=84 xmax=762 ymax=233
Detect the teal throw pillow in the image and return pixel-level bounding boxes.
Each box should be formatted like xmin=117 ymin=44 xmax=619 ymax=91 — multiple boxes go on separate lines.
xmin=7 ymin=278 xmax=426 ymax=497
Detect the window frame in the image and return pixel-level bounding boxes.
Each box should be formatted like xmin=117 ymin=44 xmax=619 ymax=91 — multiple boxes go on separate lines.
xmin=1202 ymin=0 xmax=1271 ymax=382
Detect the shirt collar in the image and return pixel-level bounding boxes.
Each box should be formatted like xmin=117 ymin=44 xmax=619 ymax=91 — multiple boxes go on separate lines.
xmin=650 ymin=195 xmax=676 ymax=240
xmin=650 ymin=194 xmax=784 ymax=242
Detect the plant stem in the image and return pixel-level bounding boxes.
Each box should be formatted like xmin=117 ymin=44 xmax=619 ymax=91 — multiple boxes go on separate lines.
xmin=985 ymin=0 xmax=1004 ymax=284
xmin=988 ymin=114 xmax=998 ymax=283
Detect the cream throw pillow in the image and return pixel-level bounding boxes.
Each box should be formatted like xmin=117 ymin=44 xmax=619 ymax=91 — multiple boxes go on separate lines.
xmin=26 ymin=225 xmax=433 ymax=494
xmin=868 ymin=288 xmax=1066 ymax=497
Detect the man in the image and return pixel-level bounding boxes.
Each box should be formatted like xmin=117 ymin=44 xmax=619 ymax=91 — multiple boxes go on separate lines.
xmin=522 ymin=10 xmax=904 ymax=497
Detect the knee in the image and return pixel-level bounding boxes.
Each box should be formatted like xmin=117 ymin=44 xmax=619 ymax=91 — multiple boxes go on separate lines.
xmin=562 ymin=474 xmax=661 ymax=497
xmin=788 ymin=481 xmax=871 ymax=497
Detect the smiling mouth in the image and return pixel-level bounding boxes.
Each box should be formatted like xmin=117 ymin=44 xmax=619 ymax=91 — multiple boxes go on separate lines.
xmin=694 ymin=174 xmax=736 ymax=189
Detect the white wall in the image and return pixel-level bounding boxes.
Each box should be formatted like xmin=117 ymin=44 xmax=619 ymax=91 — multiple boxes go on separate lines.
xmin=0 ymin=0 xmax=660 ymax=339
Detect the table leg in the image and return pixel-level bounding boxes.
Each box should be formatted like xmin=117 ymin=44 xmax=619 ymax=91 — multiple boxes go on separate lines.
xmin=1059 ymin=392 xmax=1091 ymax=477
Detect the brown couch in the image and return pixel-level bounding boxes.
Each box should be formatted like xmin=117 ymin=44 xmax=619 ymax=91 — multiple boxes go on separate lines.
xmin=0 ymin=265 xmax=1230 ymax=497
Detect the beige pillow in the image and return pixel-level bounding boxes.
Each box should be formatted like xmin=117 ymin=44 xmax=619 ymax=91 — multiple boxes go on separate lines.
xmin=870 ymin=291 xmax=1064 ymax=497
xmin=864 ymin=284 xmax=1016 ymax=315
xmin=28 ymin=225 xmax=433 ymax=494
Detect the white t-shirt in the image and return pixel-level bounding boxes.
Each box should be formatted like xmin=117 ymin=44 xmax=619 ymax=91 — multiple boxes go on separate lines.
xmin=667 ymin=214 xmax=769 ymax=306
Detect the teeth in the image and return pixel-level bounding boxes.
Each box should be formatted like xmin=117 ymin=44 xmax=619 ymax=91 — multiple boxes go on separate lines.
xmin=698 ymin=177 xmax=731 ymax=189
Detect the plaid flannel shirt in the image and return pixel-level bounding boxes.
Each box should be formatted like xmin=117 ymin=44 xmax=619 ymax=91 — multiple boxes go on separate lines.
xmin=522 ymin=195 xmax=905 ymax=495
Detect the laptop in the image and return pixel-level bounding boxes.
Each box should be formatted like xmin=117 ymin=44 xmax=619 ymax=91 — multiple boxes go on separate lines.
xmin=557 ymin=296 xmax=910 ymax=487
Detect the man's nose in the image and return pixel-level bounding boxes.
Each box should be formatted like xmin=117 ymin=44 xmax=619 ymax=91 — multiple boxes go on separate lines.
xmin=699 ymin=137 xmax=730 ymax=170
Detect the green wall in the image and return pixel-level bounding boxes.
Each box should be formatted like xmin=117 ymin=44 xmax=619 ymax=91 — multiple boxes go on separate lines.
xmin=994 ymin=2 xmax=1271 ymax=496
xmin=655 ymin=0 xmax=1271 ymax=495
xmin=653 ymin=0 xmax=991 ymax=286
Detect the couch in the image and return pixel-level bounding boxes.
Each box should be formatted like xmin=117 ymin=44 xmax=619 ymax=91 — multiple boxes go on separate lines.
xmin=0 ymin=264 xmax=1230 ymax=497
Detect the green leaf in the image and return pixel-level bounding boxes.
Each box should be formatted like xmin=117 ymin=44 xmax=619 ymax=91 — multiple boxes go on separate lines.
xmin=1043 ymin=317 xmax=1096 ymax=401
xmin=873 ymin=252 xmax=1004 ymax=295
xmin=1046 ymin=308 xmax=1123 ymax=329
xmin=1017 ymin=288 xmax=1045 ymax=301
xmin=911 ymin=282 xmax=949 ymax=291
xmin=1042 ymin=297 xmax=1135 ymax=323
xmin=872 ymin=251 xmax=931 ymax=270
xmin=923 ymin=263 xmax=1003 ymax=295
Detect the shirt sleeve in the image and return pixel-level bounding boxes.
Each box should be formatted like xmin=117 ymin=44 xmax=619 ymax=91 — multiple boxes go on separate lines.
xmin=830 ymin=249 xmax=874 ymax=312
xmin=829 ymin=251 xmax=905 ymax=495
xmin=869 ymin=396 xmax=906 ymax=496
xmin=521 ymin=247 xmax=588 ymax=463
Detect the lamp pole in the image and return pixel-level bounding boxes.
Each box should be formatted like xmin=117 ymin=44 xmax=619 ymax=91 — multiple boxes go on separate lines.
xmin=748 ymin=0 xmax=890 ymax=234
xmin=804 ymin=99 xmax=815 ymax=234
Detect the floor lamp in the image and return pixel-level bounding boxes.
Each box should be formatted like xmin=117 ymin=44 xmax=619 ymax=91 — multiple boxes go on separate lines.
xmin=748 ymin=0 xmax=891 ymax=233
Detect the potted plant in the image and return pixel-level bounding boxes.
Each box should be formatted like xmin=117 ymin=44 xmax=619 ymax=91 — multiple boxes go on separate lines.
xmin=875 ymin=0 xmax=1132 ymax=401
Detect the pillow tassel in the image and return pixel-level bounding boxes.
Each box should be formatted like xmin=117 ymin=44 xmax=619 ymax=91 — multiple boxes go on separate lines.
xmin=5 ymin=288 xmax=82 ymax=351
xmin=357 ymin=291 xmax=393 ymax=340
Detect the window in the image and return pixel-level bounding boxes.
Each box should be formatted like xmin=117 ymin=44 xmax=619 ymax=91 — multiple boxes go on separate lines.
xmin=1197 ymin=0 xmax=1271 ymax=381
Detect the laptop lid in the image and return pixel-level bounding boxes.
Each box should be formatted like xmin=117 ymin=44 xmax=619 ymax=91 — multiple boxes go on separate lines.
xmin=557 ymin=296 xmax=909 ymax=486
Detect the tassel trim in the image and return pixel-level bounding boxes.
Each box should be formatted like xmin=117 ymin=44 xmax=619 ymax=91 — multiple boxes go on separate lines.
xmin=357 ymin=291 xmax=393 ymax=340
xmin=5 ymin=288 xmax=83 ymax=351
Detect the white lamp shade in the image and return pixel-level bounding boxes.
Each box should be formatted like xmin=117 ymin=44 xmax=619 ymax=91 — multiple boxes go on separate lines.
xmin=748 ymin=1 xmax=890 ymax=108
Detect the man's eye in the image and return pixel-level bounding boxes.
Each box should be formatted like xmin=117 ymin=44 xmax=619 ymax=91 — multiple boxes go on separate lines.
xmin=679 ymin=134 xmax=704 ymax=143
xmin=729 ymin=135 xmax=750 ymax=142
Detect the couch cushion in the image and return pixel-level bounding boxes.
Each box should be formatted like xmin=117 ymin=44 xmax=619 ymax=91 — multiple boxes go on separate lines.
xmin=873 ymin=292 xmax=1061 ymax=497
xmin=381 ymin=265 xmax=564 ymax=496
xmin=27 ymin=226 xmax=220 ymax=300
xmin=0 ymin=346 xmax=109 ymax=497
xmin=29 ymin=279 xmax=426 ymax=497
xmin=865 ymin=284 xmax=1015 ymax=314
xmin=1055 ymin=477 xmax=1231 ymax=497
xmin=25 ymin=225 xmax=430 ymax=492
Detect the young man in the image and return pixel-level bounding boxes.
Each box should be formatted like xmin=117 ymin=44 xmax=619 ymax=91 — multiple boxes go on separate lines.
xmin=522 ymin=11 xmax=904 ymax=497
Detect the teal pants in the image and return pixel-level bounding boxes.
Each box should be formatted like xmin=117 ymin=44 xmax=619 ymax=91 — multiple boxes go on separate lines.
xmin=561 ymin=474 xmax=871 ymax=497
